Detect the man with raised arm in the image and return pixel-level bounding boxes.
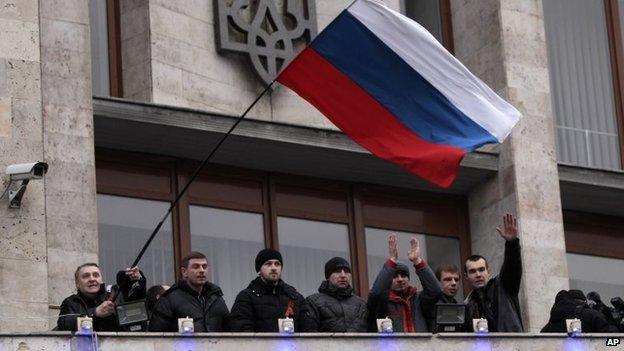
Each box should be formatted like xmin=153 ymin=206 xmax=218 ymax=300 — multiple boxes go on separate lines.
xmin=464 ymin=213 xmax=524 ymax=332
xmin=368 ymin=234 xmax=442 ymax=332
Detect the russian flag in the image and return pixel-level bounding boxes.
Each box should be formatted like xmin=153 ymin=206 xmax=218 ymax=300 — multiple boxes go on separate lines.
xmin=277 ymin=0 xmax=521 ymax=188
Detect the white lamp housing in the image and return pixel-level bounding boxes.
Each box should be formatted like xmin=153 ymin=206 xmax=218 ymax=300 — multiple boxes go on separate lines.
xmin=76 ymin=316 xmax=93 ymax=335
xmin=376 ymin=317 xmax=393 ymax=333
xmin=472 ymin=318 xmax=489 ymax=334
xmin=278 ymin=317 xmax=295 ymax=334
xmin=178 ymin=317 xmax=194 ymax=334
xmin=566 ymin=318 xmax=582 ymax=337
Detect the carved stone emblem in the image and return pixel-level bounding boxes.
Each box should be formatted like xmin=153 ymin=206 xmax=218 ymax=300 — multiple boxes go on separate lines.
xmin=215 ymin=0 xmax=317 ymax=86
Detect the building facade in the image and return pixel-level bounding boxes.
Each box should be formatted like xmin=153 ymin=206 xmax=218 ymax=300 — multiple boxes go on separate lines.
xmin=0 ymin=0 xmax=623 ymax=334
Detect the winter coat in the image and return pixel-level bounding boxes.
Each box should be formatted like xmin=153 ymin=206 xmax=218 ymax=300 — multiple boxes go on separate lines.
xmin=229 ymin=277 xmax=305 ymax=332
xmin=367 ymin=259 xmax=442 ymax=332
xmin=300 ymin=281 xmax=368 ymax=332
xmin=465 ymin=238 xmax=524 ymax=332
xmin=57 ymin=272 xmax=146 ymax=332
xmin=541 ymin=290 xmax=619 ymax=333
xmin=149 ymin=280 xmax=229 ymax=332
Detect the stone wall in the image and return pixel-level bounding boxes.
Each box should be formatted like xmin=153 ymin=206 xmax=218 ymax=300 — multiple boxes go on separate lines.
xmin=454 ymin=0 xmax=569 ymax=332
xmin=40 ymin=0 xmax=99 ymax=324
xmin=120 ymin=0 xmax=402 ymax=130
xmin=0 ymin=0 xmax=48 ymax=332
xmin=121 ymin=0 xmax=152 ymax=101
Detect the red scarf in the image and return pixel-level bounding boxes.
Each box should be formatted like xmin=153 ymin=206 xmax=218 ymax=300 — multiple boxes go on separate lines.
xmin=388 ymin=286 xmax=418 ymax=332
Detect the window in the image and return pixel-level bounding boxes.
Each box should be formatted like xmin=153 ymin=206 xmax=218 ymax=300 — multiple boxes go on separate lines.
xmin=567 ymin=253 xmax=624 ymax=301
xmin=564 ymin=211 xmax=624 ymax=302
xmin=278 ymin=217 xmax=351 ymax=297
xmin=365 ymin=228 xmax=464 ymax=300
xmin=97 ymin=194 xmax=175 ymax=285
xmin=95 ymin=149 xmax=470 ymax=301
xmin=89 ymin=0 xmax=122 ymax=97
xmin=190 ymin=206 xmax=264 ymax=306
xmin=544 ymin=0 xmax=624 ymax=170
xmin=402 ymin=0 xmax=454 ymax=52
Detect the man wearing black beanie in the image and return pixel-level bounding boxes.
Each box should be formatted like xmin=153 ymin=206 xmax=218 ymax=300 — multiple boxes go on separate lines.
xmin=300 ymin=257 xmax=368 ymax=332
xmin=229 ymin=248 xmax=304 ymax=332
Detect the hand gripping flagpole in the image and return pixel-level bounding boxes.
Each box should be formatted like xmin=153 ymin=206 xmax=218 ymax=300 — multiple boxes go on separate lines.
xmin=130 ymin=81 xmax=275 ymax=268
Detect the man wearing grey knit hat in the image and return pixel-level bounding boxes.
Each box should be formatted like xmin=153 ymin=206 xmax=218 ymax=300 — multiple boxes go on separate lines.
xmin=229 ymin=248 xmax=304 ymax=332
xmin=367 ymin=234 xmax=442 ymax=332
xmin=299 ymin=256 xmax=368 ymax=332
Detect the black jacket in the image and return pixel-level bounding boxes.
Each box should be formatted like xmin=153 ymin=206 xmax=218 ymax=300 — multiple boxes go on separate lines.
xmin=367 ymin=259 xmax=442 ymax=332
xmin=57 ymin=274 xmax=146 ymax=332
xmin=149 ymin=280 xmax=229 ymax=332
xmin=465 ymin=238 xmax=524 ymax=332
xmin=300 ymin=281 xmax=368 ymax=332
xmin=229 ymin=277 xmax=305 ymax=332
xmin=541 ymin=290 xmax=619 ymax=333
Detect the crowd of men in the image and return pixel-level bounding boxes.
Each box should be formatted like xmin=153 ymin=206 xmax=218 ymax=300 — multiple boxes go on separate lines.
xmin=57 ymin=214 xmax=619 ymax=333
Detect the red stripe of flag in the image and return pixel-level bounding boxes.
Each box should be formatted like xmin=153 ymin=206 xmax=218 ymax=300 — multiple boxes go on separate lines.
xmin=277 ymin=48 xmax=465 ymax=188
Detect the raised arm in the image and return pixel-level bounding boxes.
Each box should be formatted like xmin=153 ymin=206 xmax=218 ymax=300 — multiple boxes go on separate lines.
xmin=369 ymin=234 xmax=399 ymax=296
xmin=497 ymin=214 xmax=522 ymax=295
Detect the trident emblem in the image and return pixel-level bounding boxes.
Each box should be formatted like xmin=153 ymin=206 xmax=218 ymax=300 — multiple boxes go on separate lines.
xmin=215 ymin=0 xmax=317 ymax=86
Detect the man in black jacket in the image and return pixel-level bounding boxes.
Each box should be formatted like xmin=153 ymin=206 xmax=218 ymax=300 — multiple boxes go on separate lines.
xmin=300 ymin=257 xmax=368 ymax=332
xmin=541 ymin=290 xmax=619 ymax=333
xmin=229 ymin=248 xmax=304 ymax=332
xmin=149 ymin=251 xmax=229 ymax=332
xmin=435 ymin=263 xmax=461 ymax=304
xmin=464 ymin=213 xmax=523 ymax=332
xmin=368 ymin=234 xmax=442 ymax=332
xmin=57 ymin=263 xmax=146 ymax=331
xmin=426 ymin=263 xmax=464 ymax=332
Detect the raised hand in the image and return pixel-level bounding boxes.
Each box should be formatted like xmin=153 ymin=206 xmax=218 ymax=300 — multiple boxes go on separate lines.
xmin=388 ymin=233 xmax=398 ymax=262
xmin=496 ymin=213 xmax=518 ymax=241
xmin=125 ymin=266 xmax=141 ymax=282
xmin=407 ymin=237 xmax=422 ymax=265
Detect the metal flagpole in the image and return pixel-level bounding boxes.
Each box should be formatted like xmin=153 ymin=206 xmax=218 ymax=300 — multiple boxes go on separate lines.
xmin=130 ymin=80 xmax=275 ymax=268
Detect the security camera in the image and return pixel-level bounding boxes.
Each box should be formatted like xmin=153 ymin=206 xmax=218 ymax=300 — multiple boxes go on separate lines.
xmin=2 ymin=162 xmax=48 ymax=208
xmin=6 ymin=162 xmax=48 ymax=181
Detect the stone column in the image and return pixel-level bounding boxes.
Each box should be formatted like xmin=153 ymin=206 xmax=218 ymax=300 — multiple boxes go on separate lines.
xmin=453 ymin=0 xmax=569 ymax=331
xmin=0 ymin=0 xmax=49 ymax=331
xmin=121 ymin=0 xmax=152 ymax=101
xmin=40 ymin=0 xmax=98 ymax=324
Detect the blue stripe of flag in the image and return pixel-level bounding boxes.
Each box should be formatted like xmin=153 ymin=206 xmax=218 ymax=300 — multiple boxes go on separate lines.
xmin=310 ymin=11 xmax=497 ymax=151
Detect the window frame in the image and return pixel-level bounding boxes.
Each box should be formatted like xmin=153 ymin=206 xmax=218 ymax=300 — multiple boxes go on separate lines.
xmin=95 ymin=148 xmax=471 ymax=293
xmin=604 ymin=0 xmax=624 ymax=168
xmin=563 ymin=210 xmax=624 ymax=259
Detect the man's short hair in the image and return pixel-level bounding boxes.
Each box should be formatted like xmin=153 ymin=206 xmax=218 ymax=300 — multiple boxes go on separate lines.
xmin=464 ymin=255 xmax=488 ymax=274
xmin=181 ymin=251 xmax=207 ymax=268
xmin=74 ymin=263 xmax=99 ymax=280
xmin=435 ymin=263 xmax=460 ymax=280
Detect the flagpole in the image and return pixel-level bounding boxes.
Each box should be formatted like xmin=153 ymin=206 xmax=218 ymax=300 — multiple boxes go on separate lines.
xmin=130 ymin=80 xmax=275 ymax=268
xmin=130 ymin=0 xmax=362 ymax=268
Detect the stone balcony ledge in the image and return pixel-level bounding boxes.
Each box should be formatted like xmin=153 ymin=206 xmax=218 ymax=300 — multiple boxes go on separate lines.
xmin=1 ymin=332 xmax=621 ymax=351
